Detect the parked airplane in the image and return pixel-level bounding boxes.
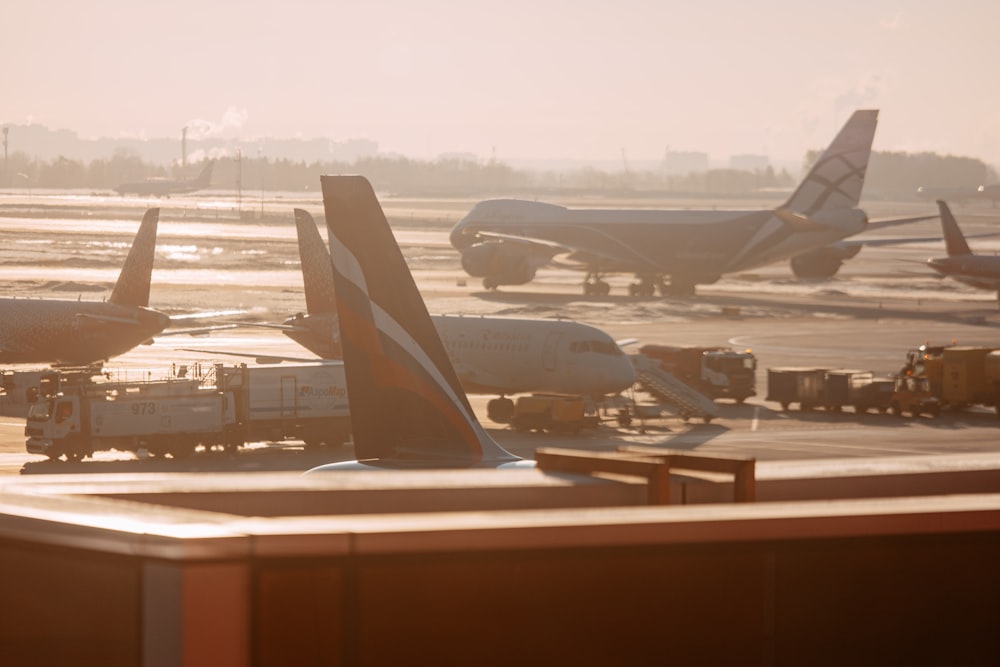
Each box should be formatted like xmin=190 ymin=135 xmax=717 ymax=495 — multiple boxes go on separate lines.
xmin=308 ymin=175 xmax=530 ymax=470
xmin=451 ymin=109 xmax=932 ymax=295
xmin=115 ymin=160 xmax=214 ymax=197
xmin=267 ymin=209 xmax=635 ymax=423
xmin=0 ymin=208 xmax=171 ymax=365
xmin=927 ymin=200 xmax=1000 ymax=305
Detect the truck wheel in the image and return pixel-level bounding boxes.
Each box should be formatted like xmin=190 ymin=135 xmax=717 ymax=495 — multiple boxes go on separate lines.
xmin=891 ymin=403 xmax=902 ymax=416
xmin=781 ymin=402 xmax=790 ymax=411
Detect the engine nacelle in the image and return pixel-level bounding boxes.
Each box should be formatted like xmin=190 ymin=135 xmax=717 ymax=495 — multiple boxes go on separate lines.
xmin=460 ymin=241 xmax=538 ymax=286
xmin=789 ymin=245 xmax=863 ymax=279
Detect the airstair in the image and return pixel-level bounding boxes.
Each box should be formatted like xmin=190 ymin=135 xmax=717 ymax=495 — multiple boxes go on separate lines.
xmin=631 ymin=355 xmax=720 ymax=423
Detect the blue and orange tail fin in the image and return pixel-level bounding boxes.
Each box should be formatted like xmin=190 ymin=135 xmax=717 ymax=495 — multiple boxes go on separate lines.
xmin=320 ymin=175 xmax=519 ymax=466
xmin=108 ymin=207 xmax=159 ymax=307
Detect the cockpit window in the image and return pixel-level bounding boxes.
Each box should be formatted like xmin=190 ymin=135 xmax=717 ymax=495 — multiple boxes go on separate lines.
xmin=570 ymin=340 xmax=623 ymax=355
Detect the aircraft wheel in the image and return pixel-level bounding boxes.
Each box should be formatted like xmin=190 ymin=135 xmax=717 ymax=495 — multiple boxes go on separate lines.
xmin=595 ymin=280 xmax=610 ymax=296
xmin=483 ymin=277 xmax=499 ymax=290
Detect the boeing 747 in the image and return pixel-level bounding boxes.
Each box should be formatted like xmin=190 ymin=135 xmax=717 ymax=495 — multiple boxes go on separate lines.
xmin=451 ymin=110 xmax=933 ymax=296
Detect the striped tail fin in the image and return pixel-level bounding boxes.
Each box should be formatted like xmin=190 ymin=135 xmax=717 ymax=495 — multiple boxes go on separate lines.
xmin=320 ymin=175 xmax=519 ymax=466
xmin=937 ymin=200 xmax=972 ymax=257
xmin=780 ymin=110 xmax=879 ymax=216
xmin=108 ymin=208 xmax=159 ymax=307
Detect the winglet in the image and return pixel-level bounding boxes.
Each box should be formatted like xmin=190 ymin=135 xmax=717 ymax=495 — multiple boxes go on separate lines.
xmin=937 ymin=200 xmax=972 ymax=257
xmin=780 ymin=110 xmax=879 ymax=215
xmin=108 ymin=207 xmax=159 ymax=307
xmin=320 ymin=175 xmax=519 ymax=466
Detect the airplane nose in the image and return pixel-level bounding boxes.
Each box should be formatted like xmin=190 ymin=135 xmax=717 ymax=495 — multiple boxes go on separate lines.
xmin=614 ymin=358 xmax=638 ymax=391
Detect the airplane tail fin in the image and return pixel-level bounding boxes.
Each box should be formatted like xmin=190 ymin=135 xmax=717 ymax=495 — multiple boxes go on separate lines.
xmin=780 ymin=109 xmax=879 ymax=215
xmin=937 ymin=200 xmax=972 ymax=257
xmin=293 ymin=209 xmax=338 ymax=315
xmin=320 ymin=175 xmax=519 ymax=466
xmin=108 ymin=208 xmax=159 ymax=307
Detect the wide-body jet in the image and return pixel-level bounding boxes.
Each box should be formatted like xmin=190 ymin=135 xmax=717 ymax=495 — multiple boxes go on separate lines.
xmin=452 ymin=109 xmax=931 ymax=296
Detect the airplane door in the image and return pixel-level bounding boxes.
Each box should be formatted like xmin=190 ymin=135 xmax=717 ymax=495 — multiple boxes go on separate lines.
xmin=281 ymin=376 xmax=297 ymax=418
xmin=543 ymin=332 xmax=562 ymax=372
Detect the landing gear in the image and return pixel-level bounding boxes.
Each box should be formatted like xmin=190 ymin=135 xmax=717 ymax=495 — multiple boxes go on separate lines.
xmin=483 ymin=276 xmax=499 ymax=290
xmin=487 ymin=396 xmax=515 ymax=423
xmin=582 ymin=272 xmax=610 ymax=296
xmin=627 ymin=274 xmax=668 ymax=298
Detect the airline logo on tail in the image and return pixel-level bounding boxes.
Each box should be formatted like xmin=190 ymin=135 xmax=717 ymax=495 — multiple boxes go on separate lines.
xmin=320 ymin=176 xmax=519 ymax=466
xmin=780 ymin=109 xmax=878 ymax=216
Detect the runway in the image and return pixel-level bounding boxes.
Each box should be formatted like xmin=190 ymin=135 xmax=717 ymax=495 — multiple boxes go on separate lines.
xmin=1 ymin=190 xmax=998 ymax=474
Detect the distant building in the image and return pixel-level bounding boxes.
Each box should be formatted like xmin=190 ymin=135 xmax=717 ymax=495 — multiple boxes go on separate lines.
xmin=729 ymin=154 xmax=770 ymax=171
xmin=662 ymin=151 xmax=709 ymax=176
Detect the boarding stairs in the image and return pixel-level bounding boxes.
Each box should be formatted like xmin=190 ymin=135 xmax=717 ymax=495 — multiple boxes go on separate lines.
xmin=631 ymin=354 xmax=720 ymax=424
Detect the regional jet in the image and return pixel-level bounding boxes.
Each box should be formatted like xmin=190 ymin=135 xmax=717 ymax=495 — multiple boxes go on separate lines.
xmin=308 ymin=175 xmax=530 ymax=471
xmin=115 ymin=160 xmax=214 ymax=197
xmin=927 ymin=200 xmax=1000 ymax=305
xmin=270 ymin=209 xmax=635 ymax=423
xmin=451 ymin=109 xmax=932 ymax=296
xmin=0 ymin=208 xmax=171 ymax=365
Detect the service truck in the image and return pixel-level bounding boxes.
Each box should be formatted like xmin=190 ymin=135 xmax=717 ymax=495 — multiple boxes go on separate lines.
xmin=900 ymin=344 xmax=1000 ymax=415
xmin=639 ymin=344 xmax=757 ymax=403
xmin=25 ymin=362 xmax=351 ymax=461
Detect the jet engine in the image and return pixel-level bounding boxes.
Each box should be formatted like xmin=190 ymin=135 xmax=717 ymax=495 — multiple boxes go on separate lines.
xmin=789 ymin=244 xmax=863 ymax=280
xmin=460 ymin=241 xmax=538 ymax=288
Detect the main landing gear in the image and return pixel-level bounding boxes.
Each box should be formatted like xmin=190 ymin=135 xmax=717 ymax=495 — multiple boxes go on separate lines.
xmin=582 ymin=272 xmax=610 ymax=296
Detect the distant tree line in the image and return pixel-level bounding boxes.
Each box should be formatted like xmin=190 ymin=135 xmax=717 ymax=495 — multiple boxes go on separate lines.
xmin=1 ymin=148 xmax=995 ymax=199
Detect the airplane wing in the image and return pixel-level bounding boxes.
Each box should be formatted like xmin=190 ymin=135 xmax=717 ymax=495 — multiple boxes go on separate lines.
xmin=178 ymin=348 xmax=320 ymax=364
xmin=865 ymin=214 xmax=939 ymax=232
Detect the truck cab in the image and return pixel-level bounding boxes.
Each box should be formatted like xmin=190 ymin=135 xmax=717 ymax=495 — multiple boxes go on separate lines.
xmin=891 ymin=375 xmax=941 ymax=419
xmin=25 ymin=394 xmax=83 ymax=460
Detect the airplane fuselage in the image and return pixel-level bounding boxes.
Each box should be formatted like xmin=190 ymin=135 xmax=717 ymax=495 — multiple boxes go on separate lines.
xmin=451 ymin=199 xmax=868 ymax=286
xmin=282 ymin=312 xmax=635 ymax=398
xmin=0 ymin=299 xmax=170 ymax=365
xmin=927 ymin=255 xmax=1000 ymax=292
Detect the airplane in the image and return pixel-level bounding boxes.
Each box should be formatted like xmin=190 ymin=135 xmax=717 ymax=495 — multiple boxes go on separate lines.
xmin=114 ymin=160 xmax=214 ymax=197
xmin=0 ymin=208 xmax=171 ymax=366
xmin=308 ymin=175 xmax=532 ymax=471
xmin=926 ymin=200 xmax=1000 ymax=305
xmin=450 ymin=109 xmax=934 ymax=296
xmin=253 ymin=208 xmax=636 ymax=424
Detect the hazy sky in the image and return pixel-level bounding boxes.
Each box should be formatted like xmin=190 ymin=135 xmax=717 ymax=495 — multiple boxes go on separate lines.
xmin=5 ymin=0 xmax=1000 ymax=166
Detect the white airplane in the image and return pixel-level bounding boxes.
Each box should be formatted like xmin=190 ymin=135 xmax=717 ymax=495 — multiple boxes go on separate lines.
xmin=270 ymin=209 xmax=636 ymax=423
xmin=308 ymin=175 xmax=530 ymax=470
xmin=451 ymin=109 xmax=934 ymax=296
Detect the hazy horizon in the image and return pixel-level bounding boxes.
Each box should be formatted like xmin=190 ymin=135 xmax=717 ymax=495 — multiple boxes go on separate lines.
xmin=6 ymin=1 xmax=999 ymax=166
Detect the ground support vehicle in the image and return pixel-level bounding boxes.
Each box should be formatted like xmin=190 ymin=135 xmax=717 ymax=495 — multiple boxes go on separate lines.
xmin=25 ymin=362 xmax=351 ymax=461
xmin=938 ymin=347 xmax=1000 ymax=413
xmin=766 ymin=367 xmax=828 ymax=411
xmin=510 ymin=394 xmax=599 ymax=434
xmin=638 ymin=344 xmax=757 ymax=403
xmin=823 ymin=370 xmax=876 ymax=413
xmin=890 ymin=375 xmax=941 ymax=418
